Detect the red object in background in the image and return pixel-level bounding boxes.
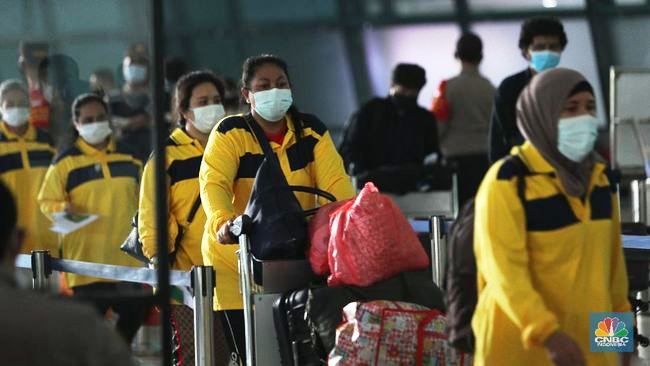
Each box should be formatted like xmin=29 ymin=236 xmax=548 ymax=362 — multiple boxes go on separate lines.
xmin=308 ymin=199 xmax=351 ymax=276
xmin=327 ymin=182 xmax=429 ymax=287
xmin=431 ymin=80 xmax=450 ymax=122
xmin=28 ymin=85 xmax=50 ymax=129
xmin=144 ymin=306 xmax=161 ymax=326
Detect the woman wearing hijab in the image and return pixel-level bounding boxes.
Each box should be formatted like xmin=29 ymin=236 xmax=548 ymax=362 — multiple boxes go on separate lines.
xmin=472 ymin=68 xmax=630 ymax=366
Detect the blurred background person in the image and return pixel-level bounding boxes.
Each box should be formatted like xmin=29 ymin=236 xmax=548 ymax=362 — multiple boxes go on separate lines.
xmin=0 ymin=79 xmax=57 ymax=287
xmin=138 ymin=70 xmax=230 ymax=365
xmin=339 ymin=63 xmax=440 ymax=194
xmin=108 ymin=42 xmax=152 ymax=162
xmin=222 ymin=77 xmax=243 ymax=116
xmin=90 ymin=67 xmax=119 ymax=100
xmin=0 ymin=181 xmax=136 ymax=366
xmin=18 ymin=41 xmax=51 ymax=131
xmin=163 ymin=57 xmax=189 ymax=126
xmin=41 ymin=54 xmax=91 ymax=145
xmin=38 ymin=93 xmax=146 ymax=345
xmin=432 ymin=33 xmax=495 ymax=206
xmin=488 ymin=17 xmax=568 ymax=163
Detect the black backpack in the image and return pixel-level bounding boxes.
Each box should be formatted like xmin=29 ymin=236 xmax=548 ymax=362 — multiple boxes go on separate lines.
xmin=243 ymin=114 xmax=335 ymax=261
xmin=444 ymin=155 xmax=527 ymax=353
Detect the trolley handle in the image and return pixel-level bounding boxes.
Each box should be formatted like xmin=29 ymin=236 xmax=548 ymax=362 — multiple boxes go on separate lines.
xmin=230 ymin=215 xmax=253 ymax=238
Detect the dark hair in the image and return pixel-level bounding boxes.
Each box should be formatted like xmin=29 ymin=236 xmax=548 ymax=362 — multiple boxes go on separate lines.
xmin=518 ymin=17 xmax=568 ymax=51
xmin=175 ymin=70 xmax=225 ymax=126
xmin=0 ymin=181 xmax=17 ymax=259
xmin=72 ymin=93 xmax=108 ymax=122
xmin=392 ymin=63 xmax=426 ymax=90
xmin=456 ymin=32 xmax=483 ymax=64
xmin=568 ymin=80 xmax=594 ymax=97
xmin=241 ymin=54 xmax=291 ymax=90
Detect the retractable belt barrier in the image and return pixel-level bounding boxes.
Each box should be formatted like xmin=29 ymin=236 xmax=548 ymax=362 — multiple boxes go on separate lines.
xmin=14 ymin=252 xmax=216 ymax=366
xmin=15 ymin=254 xmax=192 ymax=287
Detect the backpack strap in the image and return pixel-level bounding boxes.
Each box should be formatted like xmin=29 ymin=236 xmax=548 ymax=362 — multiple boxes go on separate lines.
xmin=186 ymin=195 xmax=202 ymax=224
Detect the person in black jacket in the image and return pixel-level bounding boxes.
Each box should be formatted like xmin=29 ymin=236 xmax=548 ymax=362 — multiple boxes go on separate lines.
xmin=339 ymin=63 xmax=440 ymax=194
xmin=488 ymin=17 xmax=567 ymax=163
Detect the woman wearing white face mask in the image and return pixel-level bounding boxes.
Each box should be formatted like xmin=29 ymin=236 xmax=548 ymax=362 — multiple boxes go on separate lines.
xmin=0 ymin=79 xmax=57 ymax=261
xmin=138 ymin=70 xmax=232 ymax=365
xmin=199 ymin=54 xmax=355 ymax=363
xmin=38 ymin=93 xmax=146 ymax=345
xmin=472 ymin=68 xmax=630 ymax=366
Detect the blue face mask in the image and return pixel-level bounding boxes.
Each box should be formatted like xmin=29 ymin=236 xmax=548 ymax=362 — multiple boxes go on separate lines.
xmin=252 ymin=88 xmax=293 ymax=122
xmin=123 ymin=64 xmax=147 ymax=84
xmin=557 ymin=114 xmax=599 ymax=162
xmin=530 ymin=51 xmax=561 ymax=73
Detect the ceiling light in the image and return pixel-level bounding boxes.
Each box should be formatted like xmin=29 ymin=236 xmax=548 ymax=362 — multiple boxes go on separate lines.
xmin=543 ymin=0 xmax=558 ymax=8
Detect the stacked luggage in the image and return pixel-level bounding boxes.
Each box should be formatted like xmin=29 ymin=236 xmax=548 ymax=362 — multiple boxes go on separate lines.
xmin=232 ymin=182 xmax=466 ymax=365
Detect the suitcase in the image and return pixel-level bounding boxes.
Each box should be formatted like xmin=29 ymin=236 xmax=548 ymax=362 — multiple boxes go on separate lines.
xmin=272 ymin=289 xmax=324 ymax=366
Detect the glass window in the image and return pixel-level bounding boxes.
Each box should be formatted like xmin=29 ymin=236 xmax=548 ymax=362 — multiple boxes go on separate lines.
xmin=365 ymin=0 xmax=385 ymax=17
xmin=615 ymin=0 xmax=646 ymax=5
xmin=240 ymin=0 xmax=337 ymax=23
xmin=469 ymin=0 xmax=584 ymax=12
xmin=611 ymin=16 xmax=650 ymax=67
xmin=393 ymin=0 xmax=455 ymax=16
xmin=363 ymin=23 xmax=461 ymax=107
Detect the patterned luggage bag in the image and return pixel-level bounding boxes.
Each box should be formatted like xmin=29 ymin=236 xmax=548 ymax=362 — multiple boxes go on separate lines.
xmin=328 ymin=300 xmax=469 ymax=366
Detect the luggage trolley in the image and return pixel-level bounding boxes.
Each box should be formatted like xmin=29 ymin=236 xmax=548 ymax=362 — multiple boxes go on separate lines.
xmin=230 ymin=212 xmax=446 ymax=365
xmin=230 ymin=215 xmax=313 ymax=366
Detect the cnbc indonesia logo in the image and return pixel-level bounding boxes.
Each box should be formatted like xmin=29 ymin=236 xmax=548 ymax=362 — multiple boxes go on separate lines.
xmin=594 ymin=317 xmax=630 ymax=347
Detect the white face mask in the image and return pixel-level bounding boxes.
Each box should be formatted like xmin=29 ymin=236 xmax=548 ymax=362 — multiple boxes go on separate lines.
xmin=191 ymin=104 xmax=225 ymax=134
xmin=78 ymin=121 xmax=112 ymax=145
xmin=1 ymin=107 xmax=30 ymax=127
xmin=557 ymin=114 xmax=599 ymax=162
xmin=252 ymin=88 xmax=292 ymax=122
xmin=123 ymin=64 xmax=147 ymax=84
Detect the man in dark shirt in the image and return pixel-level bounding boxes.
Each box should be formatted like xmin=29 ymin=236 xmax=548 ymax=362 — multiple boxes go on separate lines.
xmin=108 ymin=43 xmax=152 ymax=163
xmin=488 ymin=17 xmax=568 ymax=163
xmin=339 ymin=63 xmax=440 ymax=194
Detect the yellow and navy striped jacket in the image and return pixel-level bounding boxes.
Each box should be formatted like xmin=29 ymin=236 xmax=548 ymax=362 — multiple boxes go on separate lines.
xmin=200 ymin=112 xmax=355 ymax=310
xmin=38 ymin=137 xmax=143 ymax=288
xmin=139 ymin=128 xmax=205 ymax=271
xmin=0 ymin=122 xmax=57 ymax=254
xmin=472 ymin=141 xmax=630 ymax=366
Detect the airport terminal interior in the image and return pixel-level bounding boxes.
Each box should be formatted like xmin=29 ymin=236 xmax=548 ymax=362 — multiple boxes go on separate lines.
xmin=2 ymin=0 xmax=650 ymax=365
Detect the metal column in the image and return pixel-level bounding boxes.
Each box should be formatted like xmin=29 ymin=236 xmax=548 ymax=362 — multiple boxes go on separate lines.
xmin=30 ymin=250 xmax=51 ymax=291
xmin=429 ymin=216 xmax=447 ymax=287
xmin=149 ymin=1 xmax=172 ymax=365
xmin=192 ymin=266 xmax=215 ymax=366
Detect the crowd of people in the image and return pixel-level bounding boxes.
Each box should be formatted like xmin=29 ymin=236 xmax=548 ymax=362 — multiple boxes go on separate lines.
xmin=0 ymin=15 xmax=632 ymax=366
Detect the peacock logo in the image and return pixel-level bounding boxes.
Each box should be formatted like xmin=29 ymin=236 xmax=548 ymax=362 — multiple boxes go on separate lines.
xmin=590 ymin=312 xmax=634 ymax=352
xmin=594 ymin=317 xmax=629 ymax=338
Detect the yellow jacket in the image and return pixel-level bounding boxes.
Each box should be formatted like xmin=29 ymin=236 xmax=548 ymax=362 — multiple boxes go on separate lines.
xmin=139 ymin=128 xmax=205 ymax=271
xmin=38 ymin=137 xmax=143 ymax=288
xmin=200 ymin=113 xmax=355 ymax=310
xmin=472 ymin=141 xmax=630 ymax=366
xmin=0 ymin=122 xmax=57 ymax=254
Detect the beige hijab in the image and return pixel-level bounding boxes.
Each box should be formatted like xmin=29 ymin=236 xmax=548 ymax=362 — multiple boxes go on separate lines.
xmin=516 ymin=68 xmax=596 ymax=197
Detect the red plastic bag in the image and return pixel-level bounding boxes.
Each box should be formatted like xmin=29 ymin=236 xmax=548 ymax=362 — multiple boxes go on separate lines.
xmin=308 ymin=199 xmax=350 ymax=275
xmin=327 ymin=182 xmax=429 ymax=287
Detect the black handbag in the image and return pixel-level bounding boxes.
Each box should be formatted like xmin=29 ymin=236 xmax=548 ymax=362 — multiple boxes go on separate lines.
xmin=120 ymin=196 xmax=202 ymax=264
xmin=244 ymin=114 xmax=336 ymax=260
